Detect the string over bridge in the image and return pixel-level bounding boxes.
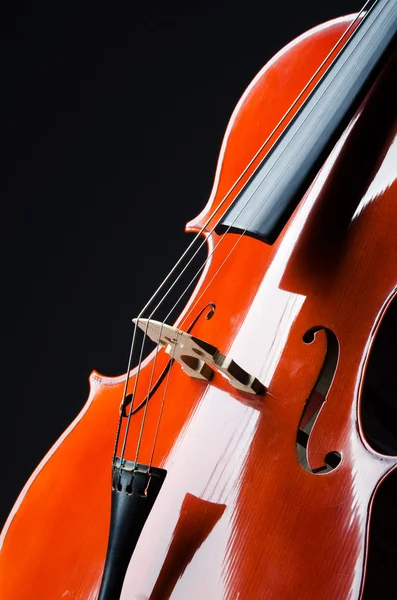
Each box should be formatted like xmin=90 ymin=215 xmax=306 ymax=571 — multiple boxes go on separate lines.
xmin=133 ymin=318 xmax=265 ymax=395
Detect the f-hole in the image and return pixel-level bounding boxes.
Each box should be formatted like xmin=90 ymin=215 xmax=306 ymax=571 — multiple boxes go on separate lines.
xmin=296 ymin=326 xmax=341 ymax=474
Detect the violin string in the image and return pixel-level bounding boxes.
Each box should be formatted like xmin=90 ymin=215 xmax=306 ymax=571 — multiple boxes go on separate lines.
xmin=147 ymin=338 xmax=177 ymax=467
xmin=120 ymin=156 xmax=272 ymax=463
xmin=134 ymin=165 xmax=279 ymax=464
xmin=139 ymin=0 xmax=381 ymax=465
xmin=143 ymin=210 xmax=272 ymax=466
xmin=133 ymin=3 xmax=377 ymax=464
xmin=142 ymin=37 xmax=381 ymax=467
xmin=146 ymin=330 xmax=180 ymax=469
xmin=116 ymin=1 xmax=374 ymax=466
xmin=119 ymin=0 xmax=374 ymax=465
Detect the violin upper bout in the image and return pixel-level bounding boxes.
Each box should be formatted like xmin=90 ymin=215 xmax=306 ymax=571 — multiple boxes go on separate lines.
xmin=186 ymin=14 xmax=358 ymax=236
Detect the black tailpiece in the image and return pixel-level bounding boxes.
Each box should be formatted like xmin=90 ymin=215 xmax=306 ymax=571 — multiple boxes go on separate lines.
xmin=98 ymin=458 xmax=167 ymax=600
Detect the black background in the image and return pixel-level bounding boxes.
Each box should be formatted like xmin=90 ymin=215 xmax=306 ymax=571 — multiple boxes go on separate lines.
xmin=1 ymin=0 xmax=362 ymax=526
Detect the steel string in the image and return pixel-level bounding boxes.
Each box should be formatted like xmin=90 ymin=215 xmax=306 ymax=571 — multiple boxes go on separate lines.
xmin=115 ymin=1 xmax=374 ymax=467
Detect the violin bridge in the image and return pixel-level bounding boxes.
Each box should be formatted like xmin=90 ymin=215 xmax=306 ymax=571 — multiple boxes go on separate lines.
xmin=133 ymin=318 xmax=265 ymax=395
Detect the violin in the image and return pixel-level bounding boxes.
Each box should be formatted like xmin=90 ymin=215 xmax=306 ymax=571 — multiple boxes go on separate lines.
xmin=2 ymin=1 xmax=397 ymax=598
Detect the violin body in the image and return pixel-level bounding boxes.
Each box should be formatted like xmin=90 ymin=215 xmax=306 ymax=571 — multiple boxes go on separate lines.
xmin=2 ymin=13 xmax=397 ymax=599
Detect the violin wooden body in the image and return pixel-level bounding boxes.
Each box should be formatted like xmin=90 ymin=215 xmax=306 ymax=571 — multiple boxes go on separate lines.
xmin=2 ymin=13 xmax=397 ymax=599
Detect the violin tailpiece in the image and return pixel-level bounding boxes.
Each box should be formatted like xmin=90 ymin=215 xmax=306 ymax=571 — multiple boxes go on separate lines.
xmin=98 ymin=459 xmax=167 ymax=600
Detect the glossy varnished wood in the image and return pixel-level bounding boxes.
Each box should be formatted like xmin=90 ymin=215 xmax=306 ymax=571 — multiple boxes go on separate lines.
xmin=2 ymin=14 xmax=397 ymax=600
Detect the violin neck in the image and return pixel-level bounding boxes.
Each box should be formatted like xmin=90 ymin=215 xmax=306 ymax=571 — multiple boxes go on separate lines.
xmin=217 ymin=0 xmax=397 ymax=245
